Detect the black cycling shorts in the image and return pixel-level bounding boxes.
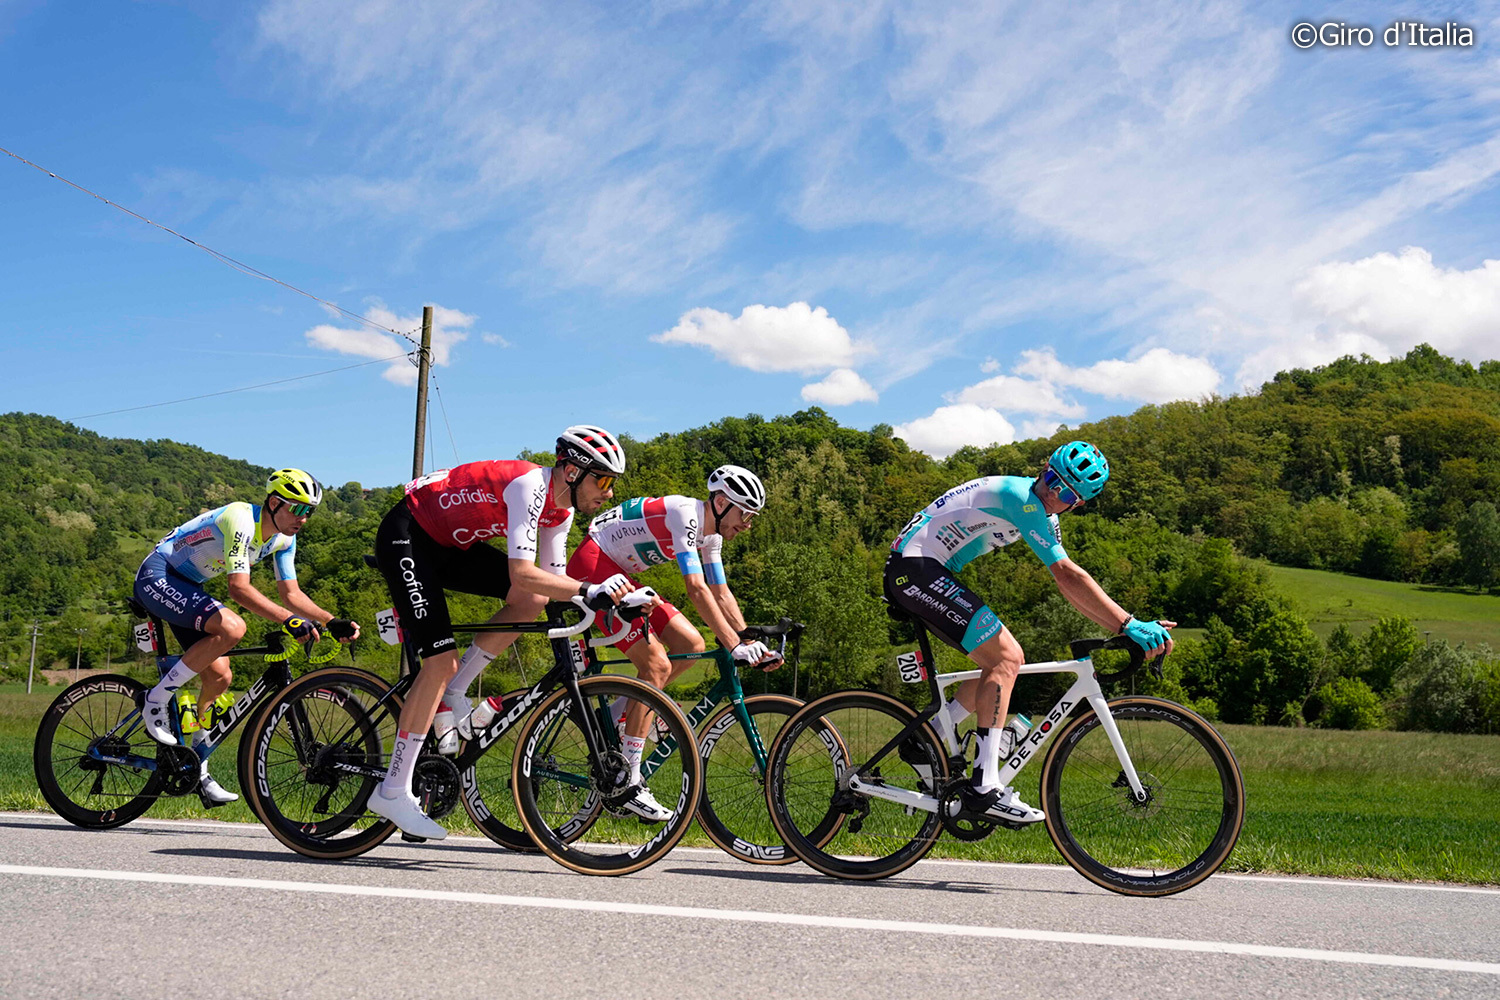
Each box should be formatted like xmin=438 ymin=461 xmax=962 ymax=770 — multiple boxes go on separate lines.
xmin=883 ymin=554 xmax=1004 ymax=654
xmin=375 ymin=499 xmax=514 ymax=660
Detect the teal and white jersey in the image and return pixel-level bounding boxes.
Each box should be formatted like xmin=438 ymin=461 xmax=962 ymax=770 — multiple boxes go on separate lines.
xmin=152 ymin=502 xmax=298 ymax=584
xmin=891 ymin=476 xmax=1065 ymax=572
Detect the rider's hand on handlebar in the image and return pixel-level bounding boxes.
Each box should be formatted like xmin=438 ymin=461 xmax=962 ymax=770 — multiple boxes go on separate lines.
xmin=582 ymin=573 xmax=634 ymax=610
xmin=1120 ymin=617 xmax=1176 ymax=662
xmin=283 ymin=616 xmax=322 ymax=646
xmin=732 ymin=640 xmax=781 ymax=670
xmin=326 ymin=618 xmax=360 ymax=643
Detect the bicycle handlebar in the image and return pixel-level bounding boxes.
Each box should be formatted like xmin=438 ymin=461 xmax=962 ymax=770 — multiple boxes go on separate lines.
xmin=1068 ymin=634 xmax=1164 ymax=684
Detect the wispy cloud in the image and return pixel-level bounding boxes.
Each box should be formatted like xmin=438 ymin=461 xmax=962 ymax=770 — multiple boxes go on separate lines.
xmin=304 ymin=302 xmax=474 ymax=385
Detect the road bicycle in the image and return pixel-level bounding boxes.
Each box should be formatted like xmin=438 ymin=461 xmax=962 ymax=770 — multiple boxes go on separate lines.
xmin=32 ymin=600 xmax=344 ymax=829
xmin=242 ymin=590 xmax=704 ymax=877
xmin=765 ymin=613 xmax=1245 ymax=896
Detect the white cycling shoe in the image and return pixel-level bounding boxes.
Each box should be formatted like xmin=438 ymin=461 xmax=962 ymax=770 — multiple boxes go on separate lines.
xmin=953 ymin=784 xmax=1045 ymax=825
xmin=618 ymin=786 xmax=674 ymax=824
xmin=433 ymin=695 xmax=472 ymax=756
xmin=367 ymin=789 xmax=448 ymax=840
xmin=198 ymin=770 xmax=239 ymax=807
xmin=140 ymin=695 xmax=178 ymax=745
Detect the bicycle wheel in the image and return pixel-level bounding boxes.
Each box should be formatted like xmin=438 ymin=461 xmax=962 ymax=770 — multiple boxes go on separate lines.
xmin=460 ymin=688 xmax=601 ymax=853
xmin=512 ymin=675 xmax=701 ymax=876
xmin=33 ymin=675 xmax=164 ymax=829
xmin=1040 ymin=695 xmax=1245 ymax=897
xmin=244 ymin=668 xmax=400 ymax=859
xmin=696 ymin=694 xmax=843 ymax=865
xmin=766 ymin=690 xmax=949 ymax=880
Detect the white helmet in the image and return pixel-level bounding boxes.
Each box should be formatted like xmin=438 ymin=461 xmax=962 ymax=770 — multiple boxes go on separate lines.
xmin=556 ymin=425 xmax=626 ymax=476
xmin=707 ymin=465 xmax=766 ymax=513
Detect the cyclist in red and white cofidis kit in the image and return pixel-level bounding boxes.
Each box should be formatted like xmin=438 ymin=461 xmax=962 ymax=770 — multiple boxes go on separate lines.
xmin=369 ymin=425 xmax=636 ymax=840
xmin=565 ymin=465 xmax=776 ymax=822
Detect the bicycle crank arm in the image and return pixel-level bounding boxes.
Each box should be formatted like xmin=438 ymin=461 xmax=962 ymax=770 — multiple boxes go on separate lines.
xmin=847 ymin=775 xmax=938 ymax=814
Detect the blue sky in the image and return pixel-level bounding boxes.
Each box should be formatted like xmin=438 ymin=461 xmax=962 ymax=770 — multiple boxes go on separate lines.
xmin=4 ymin=1 xmax=1499 ymax=487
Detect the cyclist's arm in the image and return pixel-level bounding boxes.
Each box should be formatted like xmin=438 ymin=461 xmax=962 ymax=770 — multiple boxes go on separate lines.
xmin=1049 ymin=558 xmax=1176 ymax=651
xmin=707 ymin=582 xmax=747 ymax=634
xmin=682 ymin=574 xmax=743 ymax=649
xmin=226 ymin=572 xmax=303 ymax=625
xmin=274 ymin=579 xmax=347 ymax=632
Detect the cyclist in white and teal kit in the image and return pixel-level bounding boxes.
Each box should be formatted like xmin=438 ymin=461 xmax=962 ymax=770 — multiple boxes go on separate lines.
xmin=133 ymin=469 xmax=360 ymax=802
xmin=884 ymin=441 xmax=1175 ymax=825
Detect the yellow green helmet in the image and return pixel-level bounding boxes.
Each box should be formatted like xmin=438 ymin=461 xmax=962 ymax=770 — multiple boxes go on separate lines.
xmin=266 ymin=468 xmax=323 ymax=507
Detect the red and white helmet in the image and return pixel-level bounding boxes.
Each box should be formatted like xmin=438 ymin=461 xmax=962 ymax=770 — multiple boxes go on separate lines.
xmin=556 ymin=425 xmax=627 ymax=476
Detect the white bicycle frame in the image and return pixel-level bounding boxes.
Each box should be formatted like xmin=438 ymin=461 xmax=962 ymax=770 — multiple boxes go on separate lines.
xmin=846 ymin=656 xmax=1148 ymax=815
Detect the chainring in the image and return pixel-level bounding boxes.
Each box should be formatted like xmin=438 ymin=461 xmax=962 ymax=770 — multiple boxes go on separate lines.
xmin=414 ymin=755 xmax=462 ymax=821
xmin=936 ymin=778 xmax=999 ymax=842
xmin=156 ymin=744 xmax=201 ymax=797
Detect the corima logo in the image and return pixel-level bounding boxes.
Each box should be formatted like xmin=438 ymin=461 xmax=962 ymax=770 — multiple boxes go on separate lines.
xmin=437 ymin=487 xmax=498 ymax=509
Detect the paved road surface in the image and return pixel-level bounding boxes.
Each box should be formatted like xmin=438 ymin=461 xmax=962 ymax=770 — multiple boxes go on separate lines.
xmin=1 ymin=813 xmax=1496 ymax=999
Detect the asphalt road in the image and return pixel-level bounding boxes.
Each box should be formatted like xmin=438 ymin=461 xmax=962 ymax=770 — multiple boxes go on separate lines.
xmin=1 ymin=812 xmax=1496 ymax=999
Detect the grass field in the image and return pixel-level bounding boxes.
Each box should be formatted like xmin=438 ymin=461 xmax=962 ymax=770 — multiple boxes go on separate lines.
xmin=1264 ymin=563 xmax=1500 ymax=649
xmin=7 ymin=680 xmax=1497 ymax=885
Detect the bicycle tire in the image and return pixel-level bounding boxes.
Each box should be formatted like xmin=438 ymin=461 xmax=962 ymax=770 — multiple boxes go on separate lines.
xmin=33 ymin=674 xmax=165 ymax=829
xmin=460 ymin=688 xmax=602 ymax=853
xmin=766 ymin=690 xmax=948 ymax=880
xmin=1040 ymin=695 xmax=1245 ymax=897
xmin=512 ymin=675 xmax=701 ymax=876
xmin=696 ymin=694 xmax=843 ymax=865
xmin=244 ymin=668 xmax=400 ymax=859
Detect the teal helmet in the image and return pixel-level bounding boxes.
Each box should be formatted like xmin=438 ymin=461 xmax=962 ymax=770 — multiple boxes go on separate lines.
xmin=1046 ymin=441 xmax=1109 ymax=501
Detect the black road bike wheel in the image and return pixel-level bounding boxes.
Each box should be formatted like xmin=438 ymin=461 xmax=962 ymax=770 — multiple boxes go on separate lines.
xmin=460 ymin=688 xmax=602 ymax=853
xmin=511 ymin=675 xmax=701 ymax=876
xmin=1040 ymin=696 xmax=1245 ymax=897
xmin=766 ymin=690 xmax=949 ymax=880
xmin=244 ymin=668 xmax=399 ymax=860
xmin=696 ymin=694 xmax=843 ymax=865
xmin=33 ymin=675 xmax=164 ymax=829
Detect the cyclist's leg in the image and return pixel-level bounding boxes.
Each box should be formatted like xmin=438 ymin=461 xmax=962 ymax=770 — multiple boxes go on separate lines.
xmin=656 ymin=612 xmax=706 ymax=684
xmin=135 ymin=554 xmax=245 ymax=742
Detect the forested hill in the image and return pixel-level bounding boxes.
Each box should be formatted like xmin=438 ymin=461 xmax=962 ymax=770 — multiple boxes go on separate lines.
xmin=2 ymin=345 xmax=1499 ymax=731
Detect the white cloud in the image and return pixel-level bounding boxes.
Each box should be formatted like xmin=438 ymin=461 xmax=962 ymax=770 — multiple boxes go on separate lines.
xmin=801 ymin=368 xmax=878 ymax=406
xmin=979 ymin=357 xmax=1001 ymax=373
xmin=655 ymin=302 xmax=869 ymax=374
xmin=950 ymin=374 xmax=1084 ymax=418
xmin=1015 ymin=348 xmax=1222 ymax=404
xmin=482 ymin=333 xmax=511 ymax=347
xmin=305 ymin=302 xmax=475 ymax=385
xmin=892 ymin=404 xmax=1016 ymax=460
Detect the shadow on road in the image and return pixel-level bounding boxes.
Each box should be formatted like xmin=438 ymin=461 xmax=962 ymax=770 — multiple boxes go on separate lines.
xmin=151 ymin=845 xmax=566 ymax=877
xmin=660 ymin=864 xmax=1097 ymax=897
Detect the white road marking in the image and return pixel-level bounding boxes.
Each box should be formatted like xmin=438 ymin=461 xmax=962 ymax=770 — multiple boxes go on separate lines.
xmin=6 ymin=812 xmax=1499 ymax=896
xmin=1 ymin=863 xmax=1497 ymax=976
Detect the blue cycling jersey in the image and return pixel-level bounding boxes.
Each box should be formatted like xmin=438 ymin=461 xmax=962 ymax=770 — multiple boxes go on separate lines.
xmin=891 ymin=476 xmax=1066 ymax=572
xmin=151 ymin=502 xmax=297 ymax=584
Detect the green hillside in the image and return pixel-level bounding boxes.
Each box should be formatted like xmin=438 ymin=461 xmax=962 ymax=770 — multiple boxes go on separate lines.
xmin=1265 ymin=564 xmax=1500 ymax=649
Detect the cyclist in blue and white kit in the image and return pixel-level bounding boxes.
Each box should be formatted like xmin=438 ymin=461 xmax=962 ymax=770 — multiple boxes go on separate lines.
xmin=885 ymin=441 xmax=1174 ymax=825
xmin=133 ymin=469 xmax=359 ymax=803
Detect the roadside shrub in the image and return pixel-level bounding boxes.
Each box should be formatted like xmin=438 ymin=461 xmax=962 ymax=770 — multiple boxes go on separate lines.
xmin=1310 ymin=677 xmax=1386 ymax=730
xmin=1396 ymin=641 xmax=1497 ymax=733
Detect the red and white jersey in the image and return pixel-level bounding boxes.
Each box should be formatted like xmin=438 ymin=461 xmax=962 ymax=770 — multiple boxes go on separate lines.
xmin=404 ymin=461 xmax=574 ymax=571
xmin=586 ymin=495 xmax=725 ymax=580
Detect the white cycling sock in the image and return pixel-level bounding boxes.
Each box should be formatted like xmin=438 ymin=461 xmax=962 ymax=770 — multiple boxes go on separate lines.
xmin=622 ymin=735 xmax=647 ymax=785
xmin=380 ymin=730 xmax=425 ymax=799
xmin=445 ymin=644 xmax=497 ymax=702
xmin=972 ymin=727 xmax=1001 ymax=793
xmin=147 ymin=659 xmax=196 ymax=704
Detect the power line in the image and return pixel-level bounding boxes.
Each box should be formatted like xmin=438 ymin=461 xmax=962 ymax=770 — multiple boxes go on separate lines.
xmin=72 ymin=354 xmax=411 ymax=419
xmin=431 ymin=373 xmax=461 ymax=464
xmin=0 ymin=144 xmax=419 ymax=345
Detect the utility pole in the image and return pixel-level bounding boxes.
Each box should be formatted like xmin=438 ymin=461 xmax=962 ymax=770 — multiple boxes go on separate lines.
xmin=74 ymin=628 xmax=87 ymax=681
xmin=411 ymin=305 xmax=434 ymax=479
xmin=26 ymin=621 xmax=41 ymax=694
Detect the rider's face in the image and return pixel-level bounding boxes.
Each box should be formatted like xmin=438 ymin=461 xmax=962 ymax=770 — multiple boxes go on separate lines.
xmin=270 ymin=497 xmax=312 ymax=534
xmin=716 ymin=499 xmax=756 ymax=540
xmin=574 ymin=470 xmax=615 ymax=517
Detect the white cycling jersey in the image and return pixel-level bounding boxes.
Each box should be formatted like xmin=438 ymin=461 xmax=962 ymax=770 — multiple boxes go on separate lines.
xmin=587 ymin=495 xmax=726 ymax=581
xmin=892 ymin=475 xmax=1066 ymax=572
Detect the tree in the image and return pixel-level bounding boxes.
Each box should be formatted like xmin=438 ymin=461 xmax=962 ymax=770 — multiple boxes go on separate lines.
xmin=1455 ymin=501 xmax=1500 ymax=589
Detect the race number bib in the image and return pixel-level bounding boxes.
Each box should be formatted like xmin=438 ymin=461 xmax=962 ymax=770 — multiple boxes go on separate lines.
xmin=376 ymin=608 xmax=401 ymax=646
xmin=133 ymin=621 xmax=155 ymax=654
xmin=896 ymin=649 xmax=926 ymax=683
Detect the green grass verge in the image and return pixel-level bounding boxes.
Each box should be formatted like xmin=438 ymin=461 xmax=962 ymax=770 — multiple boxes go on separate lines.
xmin=8 ymin=681 xmax=1497 ymax=884
xmin=1265 ymin=563 xmax=1500 ymax=648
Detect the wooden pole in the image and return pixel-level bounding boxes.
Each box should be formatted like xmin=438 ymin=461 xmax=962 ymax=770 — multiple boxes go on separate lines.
xmin=412 ymin=306 xmax=434 ymax=479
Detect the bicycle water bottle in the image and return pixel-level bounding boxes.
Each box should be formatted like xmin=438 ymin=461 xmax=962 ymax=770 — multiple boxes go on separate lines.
xmin=200 ymin=691 xmax=235 ymax=729
xmin=999 ymin=714 xmax=1032 ymax=758
xmin=174 ymin=690 xmax=200 ymax=742
xmin=468 ymin=695 xmax=506 ymax=731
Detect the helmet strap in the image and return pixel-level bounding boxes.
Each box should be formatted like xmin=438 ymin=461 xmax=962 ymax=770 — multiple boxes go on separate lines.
xmin=709 ymin=492 xmax=729 ymax=534
xmin=561 ymin=462 xmax=584 ymax=511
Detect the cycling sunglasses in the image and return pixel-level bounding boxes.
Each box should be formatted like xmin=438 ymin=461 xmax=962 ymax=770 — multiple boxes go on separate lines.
xmin=1042 ymin=468 xmax=1083 ymax=507
xmin=589 ymin=473 xmax=616 ymax=493
xmin=284 ymin=500 xmax=317 ymax=517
